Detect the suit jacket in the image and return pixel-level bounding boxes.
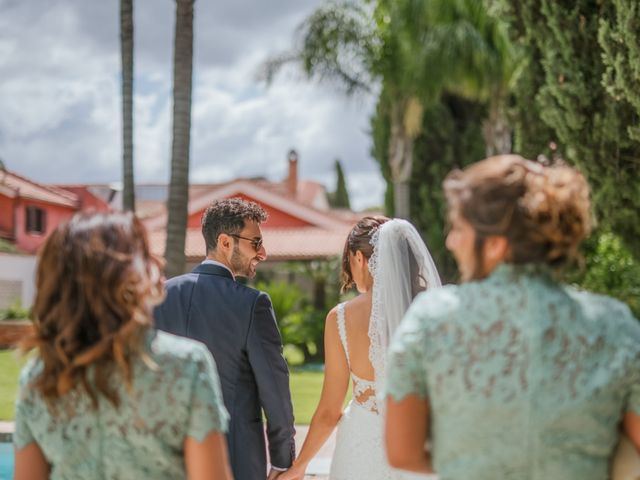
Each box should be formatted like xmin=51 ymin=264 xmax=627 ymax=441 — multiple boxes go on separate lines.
xmin=154 ymin=263 xmax=296 ymax=480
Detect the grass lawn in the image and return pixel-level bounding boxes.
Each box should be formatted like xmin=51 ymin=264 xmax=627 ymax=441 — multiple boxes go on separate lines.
xmin=289 ymin=370 xmax=324 ymax=424
xmin=0 ymin=350 xmax=326 ymax=424
xmin=0 ymin=349 xmax=24 ymax=420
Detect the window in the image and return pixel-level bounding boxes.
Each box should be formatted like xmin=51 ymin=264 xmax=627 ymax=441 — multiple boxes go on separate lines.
xmin=25 ymin=206 xmax=46 ymax=234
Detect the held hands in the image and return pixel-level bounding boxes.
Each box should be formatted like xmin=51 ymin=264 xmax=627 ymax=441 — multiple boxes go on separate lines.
xmin=267 ymin=467 xmax=282 ymax=480
xmin=276 ymin=464 xmax=307 ymax=480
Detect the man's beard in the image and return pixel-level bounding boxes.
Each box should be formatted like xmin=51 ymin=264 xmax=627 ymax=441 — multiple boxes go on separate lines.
xmin=230 ymin=245 xmax=256 ymax=278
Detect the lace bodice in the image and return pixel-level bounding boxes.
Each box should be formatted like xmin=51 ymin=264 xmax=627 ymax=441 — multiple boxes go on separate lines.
xmin=14 ymin=330 xmax=229 ymax=480
xmin=386 ymin=264 xmax=640 ymax=480
xmin=336 ymin=302 xmax=379 ymax=413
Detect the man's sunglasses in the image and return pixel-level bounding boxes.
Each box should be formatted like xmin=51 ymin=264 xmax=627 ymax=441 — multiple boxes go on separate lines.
xmin=230 ymin=234 xmax=263 ymax=252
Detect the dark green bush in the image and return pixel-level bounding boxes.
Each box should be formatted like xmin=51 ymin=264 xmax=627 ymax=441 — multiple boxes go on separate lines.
xmin=564 ymin=230 xmax=640 ymax=318
xmin=0 ymin=299 xmax=30 ymax=321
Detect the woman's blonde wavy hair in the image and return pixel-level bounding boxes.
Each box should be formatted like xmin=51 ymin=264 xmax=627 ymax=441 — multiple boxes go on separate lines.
xmin=21 ymin=211 xmax=164 ymax=408
xmin=444 ymin=155 xmax=592 ymax=278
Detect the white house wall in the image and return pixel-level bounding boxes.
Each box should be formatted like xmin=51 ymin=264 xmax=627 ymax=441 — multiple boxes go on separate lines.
xmin=0 ymin=254 xmax=37 ymax=310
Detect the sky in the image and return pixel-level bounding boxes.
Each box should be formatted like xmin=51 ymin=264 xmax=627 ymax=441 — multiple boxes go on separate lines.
xmin=0 ymin=0 xmax=384 ymax=211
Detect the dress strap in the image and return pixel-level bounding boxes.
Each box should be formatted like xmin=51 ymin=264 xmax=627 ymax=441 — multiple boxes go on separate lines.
xmin=336 ymin=302 xmax=350 ymax=368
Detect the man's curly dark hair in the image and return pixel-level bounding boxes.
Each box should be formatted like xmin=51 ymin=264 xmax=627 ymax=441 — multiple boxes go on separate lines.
xmin=201 ymin=198 xmax=268 ymax=253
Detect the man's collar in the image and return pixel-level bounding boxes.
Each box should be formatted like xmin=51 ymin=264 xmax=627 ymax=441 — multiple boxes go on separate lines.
xmin=198 ymin=259 xmax=235 ymax=280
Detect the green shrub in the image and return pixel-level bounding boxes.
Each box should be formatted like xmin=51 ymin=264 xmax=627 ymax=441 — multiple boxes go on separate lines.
xmin=0 ymin=239 xmax=18 ymax=254
xmin=0 ymin=299 xmax=30 ymax=320
xmin=257 ymin=279 xmax=328 ymax=364
xmin=564 ymin=230 xmax=640 ymax=318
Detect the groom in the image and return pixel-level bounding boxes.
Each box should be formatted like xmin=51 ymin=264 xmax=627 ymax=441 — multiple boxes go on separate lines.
xmin=154 ymin=199 xmax=296 ymax=480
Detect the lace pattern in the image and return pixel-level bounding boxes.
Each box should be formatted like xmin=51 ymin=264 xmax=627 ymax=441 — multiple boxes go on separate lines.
xmin=367 ymin=219 xmax=441 ymax=410
xmin=367 ymin=228 xmax=385 ymax=410
xmin=385 ymin=264 xmax=640 ymax=480
xmin=337 ymin=303 xmax=378 ymax=413
xmin=14 ymin=331 xmax=229 ymax=480
xmin=329 ymin=401 xmax=394 ymax=479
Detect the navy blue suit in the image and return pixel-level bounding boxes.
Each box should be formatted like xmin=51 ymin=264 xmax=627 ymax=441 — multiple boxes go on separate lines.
xmin=154 ymin=263 xmax=295 ymax=480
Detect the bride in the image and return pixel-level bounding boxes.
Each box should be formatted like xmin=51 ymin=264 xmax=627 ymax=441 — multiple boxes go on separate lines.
xmin=279 ymin=216 xmax=441 ymax=480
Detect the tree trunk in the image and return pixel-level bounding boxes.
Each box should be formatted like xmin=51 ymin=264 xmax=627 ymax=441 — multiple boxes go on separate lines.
xmin=482 ymin=96 xmax=512 ymax=157
xmin=313 ymin=277 xmax=326 ymax=311
xmin=393 ymin=179 xmax=411 ymax=219
xmin=120 ymin=0 xmax=135 ymax=212
xmin=388 ymin=101 xmax=414 ymax=219
xmin=164 ymin=0 xmax=194 ymax=278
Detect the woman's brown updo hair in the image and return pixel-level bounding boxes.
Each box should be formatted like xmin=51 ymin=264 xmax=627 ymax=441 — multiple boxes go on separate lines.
xmin=444 ymin=155 xmax=592 ymax=276
xmin=22 ymin=212 xmax=164 ymax=408
xmin=341 ymin=216 xmax=390 ymax=291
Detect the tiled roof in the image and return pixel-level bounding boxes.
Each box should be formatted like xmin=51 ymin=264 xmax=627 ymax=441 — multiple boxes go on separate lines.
xmin=136 ymin=179 xmax=330 ymax=219
xmin=147 ymin=226 xmax=351 ymax=261
xmin=144 ymin=179 xmax=348 ymax=231
xmin=55 ymin=185 xmax=111 ymax=211
xmin=135 ymin=200 xmax=167 ymax=220
xmin=261 ymin=226 xmax=350 ymax=260
xmin=2 ymin=171 xmax=78 ymax=208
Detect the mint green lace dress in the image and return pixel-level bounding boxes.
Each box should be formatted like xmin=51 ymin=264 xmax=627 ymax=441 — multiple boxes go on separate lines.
xmin=386 ymin=264 xmax=640 ymax=480
xmin=14 ymin=330 xmax=229 ymax=480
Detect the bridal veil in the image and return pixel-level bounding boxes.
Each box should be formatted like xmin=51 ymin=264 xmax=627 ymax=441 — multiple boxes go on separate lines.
xmin=367 ymin=219 xmax=441 ymax=399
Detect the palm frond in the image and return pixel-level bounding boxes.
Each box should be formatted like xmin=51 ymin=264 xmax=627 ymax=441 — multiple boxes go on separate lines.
xmin=261 ymin=1 xmax=377 ymax=95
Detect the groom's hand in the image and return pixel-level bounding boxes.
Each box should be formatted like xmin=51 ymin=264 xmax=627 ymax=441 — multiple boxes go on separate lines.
xmin=274 ymin=466 xmax=306 ymax=480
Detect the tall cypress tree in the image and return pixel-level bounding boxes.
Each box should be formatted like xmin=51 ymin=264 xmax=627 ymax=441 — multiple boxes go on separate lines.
xmin=492 ymin=0 xmax=640 ymax=258
xmin=332 ymin=159 xmax=351 ymax=209
xmin=599 ymin=0 xmax=640 ymax=143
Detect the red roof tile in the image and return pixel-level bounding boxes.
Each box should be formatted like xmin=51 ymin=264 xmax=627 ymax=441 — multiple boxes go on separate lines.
xmin=143 ymin=179 xmax=349 ymax=231
xmin=2 ymin=171 xmax=78 ymax=208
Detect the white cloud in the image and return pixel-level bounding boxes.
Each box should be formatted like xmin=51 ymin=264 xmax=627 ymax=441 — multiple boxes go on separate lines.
xmin=0 ymin=0 xmax=385 ymax=210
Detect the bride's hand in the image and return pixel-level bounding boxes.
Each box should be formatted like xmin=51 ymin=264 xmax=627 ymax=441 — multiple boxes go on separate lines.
xmin=278 ymin=464 xmax=306 ymax=480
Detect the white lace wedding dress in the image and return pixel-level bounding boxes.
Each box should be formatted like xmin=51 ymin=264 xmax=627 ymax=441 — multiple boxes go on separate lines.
xmin=329 ymin=302 xmax=394 ymax=480
xmin=328 ymin=219 xmax=442 ymax=480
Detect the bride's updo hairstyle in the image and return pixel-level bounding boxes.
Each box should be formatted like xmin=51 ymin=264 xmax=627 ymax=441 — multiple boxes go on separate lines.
xmin=23 ymin=212 xmax=164 ymax=408
xmin=444 ymin=155 xmax=592 ymax=278
xmin=341 ymin=216 xmax=390 ymax=292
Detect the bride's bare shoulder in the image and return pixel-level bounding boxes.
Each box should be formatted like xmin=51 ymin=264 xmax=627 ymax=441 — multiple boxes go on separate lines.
xmin=343 ymin=293 xmax=372 ymax=316
xmin=326 ymin=305 xmax=340 ymax=320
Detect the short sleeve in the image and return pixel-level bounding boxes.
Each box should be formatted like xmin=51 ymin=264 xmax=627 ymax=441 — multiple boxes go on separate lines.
xmin=619 ymin=305 xmax=640 ymax=415
xmin=186 ymin=345 xmax=230 ymax=442
xmin=629 ymin=383 xmax=640 ymax=415
xmin=627 ymin=346 xmax=640 ymax=415
xmin=13 ymin=364 xmax=36 ymax=450
xmin=384 ymin=307 xmax=429 ymax=401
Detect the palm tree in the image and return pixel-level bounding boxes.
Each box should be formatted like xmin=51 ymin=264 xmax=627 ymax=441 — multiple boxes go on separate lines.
xmin=120 ymin=0 xmax=135 ymax=212
xmin=164 ymin=0 xmax=195 ymax=278
xmin=265 ymin=0 xmax=516 ymax=218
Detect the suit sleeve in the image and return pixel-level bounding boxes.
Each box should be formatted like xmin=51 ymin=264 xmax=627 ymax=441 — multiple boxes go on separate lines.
xmin=246 ymin=292 xmax=296 ymax=469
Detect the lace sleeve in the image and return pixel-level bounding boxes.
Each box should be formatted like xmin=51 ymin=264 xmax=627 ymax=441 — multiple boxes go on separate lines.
xmin=13 ymin=360 xmax=37 ymax=450
xmin=186 ymin=344 xmax=230 ymax=442
xmin=14 ymin=400 xmax=34 ymax=450
xmin=629 ymin=382 xmax=640 ymax=415
xmin=627 ymin=347 xmax=640 ymax=415
xmin=384 ymin=309 xmax=429 ymax=402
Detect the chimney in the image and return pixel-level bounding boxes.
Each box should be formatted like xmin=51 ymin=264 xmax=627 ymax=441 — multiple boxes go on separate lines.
xmin=287 ymin=149 xmax=298 ymax=196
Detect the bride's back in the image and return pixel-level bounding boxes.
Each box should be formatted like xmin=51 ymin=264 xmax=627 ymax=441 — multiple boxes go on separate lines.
xmin=341 ymin=293 xmax=375 ymax=381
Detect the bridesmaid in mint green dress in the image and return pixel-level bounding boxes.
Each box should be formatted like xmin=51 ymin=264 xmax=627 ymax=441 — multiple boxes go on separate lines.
xmin=13 ymin=212 xmax=232 ymax=480
xmin=384 ymin=155 xmax=640 ymax=480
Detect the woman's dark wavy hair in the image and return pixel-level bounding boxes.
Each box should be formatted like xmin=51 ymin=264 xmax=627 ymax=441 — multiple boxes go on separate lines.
xmin=21 ymin=211 xmax=164 ymax=409
xmin=444 ymin=154 xmax=592 ymax=279
xmin=340 ymin=216 xmax=390 ymax=292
